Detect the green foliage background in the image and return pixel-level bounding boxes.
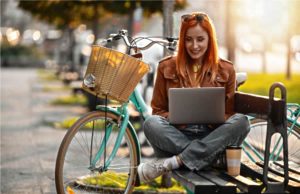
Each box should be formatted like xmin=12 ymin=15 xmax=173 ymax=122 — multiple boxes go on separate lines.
xmin=238 ymin=73 xmax=300 ymax=104
xmin=1 ymin=43 xmax=45 ymax=67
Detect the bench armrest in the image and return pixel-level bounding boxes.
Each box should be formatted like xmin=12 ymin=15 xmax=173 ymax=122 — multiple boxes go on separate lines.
xmin=234 ymin=91 xmax=286 ymax=124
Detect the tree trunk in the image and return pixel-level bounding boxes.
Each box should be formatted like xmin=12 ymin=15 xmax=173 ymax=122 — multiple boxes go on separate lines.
xmin=66 ymin=27 xmax=76 ymax=71
xmin=261 ymin=51 xmax=267 ymax=74
xmin=161 ymin=1 xmax=174 ymax=186
xmin=92 ymin=6 xmax=100 ymax=42
xmin=127 ymin=10 xmax=134 ymax=37
xmin=261 ymin=39 xmax=267 ymax=74
xmin=225 ymin=0 xmax=235 ymax=63
xmin=286 ymin=12 xmax=291 ymax=80
xmin=163 ymin=0 xmax=174 ymax=57
xmin=286 ymin=30 xmax=291 ymax=80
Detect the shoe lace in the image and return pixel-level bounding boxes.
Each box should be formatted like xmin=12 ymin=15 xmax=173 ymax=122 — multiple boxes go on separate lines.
xmin=154 ymin=164 xmax=168 ymax=173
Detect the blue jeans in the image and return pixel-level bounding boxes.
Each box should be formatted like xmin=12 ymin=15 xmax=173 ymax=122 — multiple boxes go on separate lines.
xmin=143 ymin=113 xmax=250 ymax=171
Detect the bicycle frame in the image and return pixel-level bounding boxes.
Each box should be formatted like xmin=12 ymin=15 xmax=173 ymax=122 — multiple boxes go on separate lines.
xmin=90 ymin=87 xmax=148 ymax=170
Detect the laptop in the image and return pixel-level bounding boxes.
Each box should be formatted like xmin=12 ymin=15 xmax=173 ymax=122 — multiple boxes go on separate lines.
xmin=168 ymin=87 xmax=225 ymax=124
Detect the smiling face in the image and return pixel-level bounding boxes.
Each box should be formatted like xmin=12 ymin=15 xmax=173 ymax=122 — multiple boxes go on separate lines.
xmin=184 ymin=24 xmax=209 ymax=63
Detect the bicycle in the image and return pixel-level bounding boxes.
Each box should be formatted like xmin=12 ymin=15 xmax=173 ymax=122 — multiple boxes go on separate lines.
xmin=55 ymin=29 xmax=300 ymax=194
xmin=243 ymin=103 xmax=300 ymax=164
xmin=55 ymin=29 xmax=178 ymax=194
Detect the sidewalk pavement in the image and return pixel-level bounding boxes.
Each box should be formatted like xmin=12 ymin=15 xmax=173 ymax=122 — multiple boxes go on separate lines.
xmin=1 ymin=68 xmax=83 ymax=194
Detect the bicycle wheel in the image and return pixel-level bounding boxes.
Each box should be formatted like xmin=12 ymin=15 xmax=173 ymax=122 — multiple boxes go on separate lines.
xmin=55 ymin=111 xmax=139 ymax=194
xmin=244 ymin=119 xmax=300 ymax=164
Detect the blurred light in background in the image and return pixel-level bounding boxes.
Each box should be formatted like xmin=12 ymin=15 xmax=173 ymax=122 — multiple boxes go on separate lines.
xmin=291 ymin=35 xmax=300 ymax=62
xmin=291 ymin=35 xmax=300 ymax=52
xmin=6 ymin=28 xmax=20 ymax=45
xmin=237 ymin=34 xmax=264 ymax=53
xmin=47 ymin=30 xmax=62 ymax=40
xmin=32 ymin=30 xmax=41 ymax=41
xmin=22 ymin=29 xmax=44 ymax=45
xmin=74 ymin=24 xmax=94 ymax=45
xmin=295 ymin=53 xmax=300 ymax=62
xmin=242 ymin=42 xmax=253 ymax=53
xmin=86 ymin=34 xmax=95 ymax=44
xmin=81 ymin=45 xmax=92 ymax=56
xmin=23 ymin=29 xmax=33 ymax=41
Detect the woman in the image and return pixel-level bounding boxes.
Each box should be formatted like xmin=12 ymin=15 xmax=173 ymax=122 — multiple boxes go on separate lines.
xmin=138 ymin=12 xmax=250 ymax=183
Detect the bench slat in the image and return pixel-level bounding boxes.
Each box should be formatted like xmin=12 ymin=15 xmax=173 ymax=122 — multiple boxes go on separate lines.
xmin=222 ymin=172 xmax=263 ymax=194
xmin=256 ymin=161 xmax=300 ymax=183
xmin=242 ymin=162 xmax=300 ymax=193
xmin=234 ymin=92 xmax=286 ymax=124
xmin=234 ymin=92 xmax=269 ymax=116
xmin=274 ymin=161 xmax=300 ymax=175
xmin=172 ymin=169 xmax=216 ymax=194
xmin=196 ymin=170 xmax=236 ymax=194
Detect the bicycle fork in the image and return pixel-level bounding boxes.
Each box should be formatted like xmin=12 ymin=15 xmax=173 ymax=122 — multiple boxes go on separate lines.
xmin=89 ymin=105 xmax=130 ymax=172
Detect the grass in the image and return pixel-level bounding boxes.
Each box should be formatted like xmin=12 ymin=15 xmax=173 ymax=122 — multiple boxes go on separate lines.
xmin=54 ymin=116 xmax=142 ymax=131
xmin=81 ymin=171 xmax=185 ymax=193
xmin=42 ymin=85 xmax=71 ymax=92
xmin=54 ymin=116 xmax=111 ymax=130
xmin=54 ymin=117 xmax=80 ymax=129
xmin=50 ymin=94 xmax=87 ymax=106
xmin=238 ymin=73 xmax=300 ymax=104
xmin=36 ymin=69 xmax=58 ymax=81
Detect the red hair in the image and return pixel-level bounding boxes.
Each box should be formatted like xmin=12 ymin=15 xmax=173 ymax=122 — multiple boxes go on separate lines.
xmin=176 ymin=12 xmax=219 ymax=83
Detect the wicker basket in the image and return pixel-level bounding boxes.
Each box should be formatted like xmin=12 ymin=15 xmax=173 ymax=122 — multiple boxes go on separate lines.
xmin=82 ymin=45 xmax=150 ymax=103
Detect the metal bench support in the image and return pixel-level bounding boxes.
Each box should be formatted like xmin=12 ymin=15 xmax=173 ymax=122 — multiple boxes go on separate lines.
xmin=263 ymin=83 xmax=289 ymax=193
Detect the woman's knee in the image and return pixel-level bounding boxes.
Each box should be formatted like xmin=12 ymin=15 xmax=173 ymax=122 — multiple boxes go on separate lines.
xmin=229 ymin=113 xmax=250 ymax=135
xmin=143 ymin=115 xmax=165 ymax=138
xmin=235 ymin=114 xmax=250 ymax=135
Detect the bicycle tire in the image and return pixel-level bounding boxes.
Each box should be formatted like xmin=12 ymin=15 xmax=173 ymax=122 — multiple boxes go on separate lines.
xmin=55 ymin=111 xmax=139 ymax=194
xmin=244 ymin=119 xmax=300 ymax=164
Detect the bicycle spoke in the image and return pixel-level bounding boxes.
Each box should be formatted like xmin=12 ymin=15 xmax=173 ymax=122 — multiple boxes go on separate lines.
xmin=107 ymin=166 xmax=137 ymax=170
xmin=72 ymin=136 xmax=91 ymax=159
xmin=244 ymin=118 xmax=300 ymax=165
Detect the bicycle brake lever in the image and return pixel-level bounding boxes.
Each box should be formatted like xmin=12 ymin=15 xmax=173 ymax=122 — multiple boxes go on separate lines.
xmin=166 ymin=37 xmax=179 ymax=42
xmin=107 ymin=38 xmax=113 ymax=42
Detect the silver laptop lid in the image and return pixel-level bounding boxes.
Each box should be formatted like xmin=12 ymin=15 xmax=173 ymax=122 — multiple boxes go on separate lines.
xmin=168 ymin=87 xmax=225 ymax=124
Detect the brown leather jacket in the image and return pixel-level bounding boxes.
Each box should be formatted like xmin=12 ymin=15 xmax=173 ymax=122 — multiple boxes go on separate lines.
xmin=151 ymin=56 xmax=236 ymax=120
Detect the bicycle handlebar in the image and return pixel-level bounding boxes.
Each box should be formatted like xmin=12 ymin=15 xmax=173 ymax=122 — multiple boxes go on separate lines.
xmin=106 ymin=29 xmax=178 ymax=53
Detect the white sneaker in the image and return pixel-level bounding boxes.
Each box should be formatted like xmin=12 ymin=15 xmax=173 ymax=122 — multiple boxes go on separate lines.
xmin=138 ymin=158 xmax=171 ymax=183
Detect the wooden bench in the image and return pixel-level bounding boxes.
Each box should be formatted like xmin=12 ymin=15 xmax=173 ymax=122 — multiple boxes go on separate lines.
xmin=171 ymin=83 xmax=300 ymax=194
xmin=172 ymin=167 xmax=262 ymax=194
xmin=172 ymin=162 xmax=300 ymax=194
